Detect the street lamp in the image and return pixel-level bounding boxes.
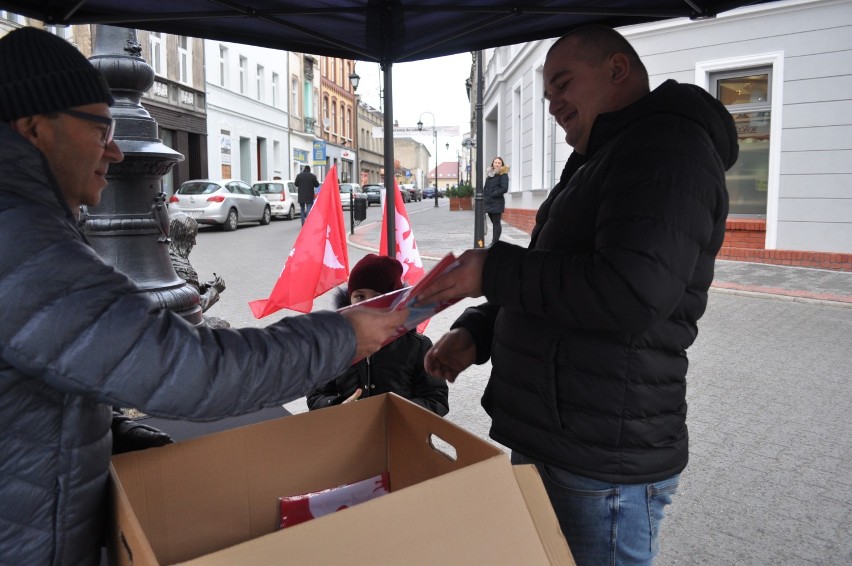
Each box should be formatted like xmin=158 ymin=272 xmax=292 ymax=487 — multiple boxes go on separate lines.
xmin=348 ymin=71 xmax=360 ymax=91
xmin=348 ymin=70 xmax=361 ymax=235
xmin=417 ymin=112 xmax=439 ymax=208
xmin=445 ymin=142 xmax=454 ymax=187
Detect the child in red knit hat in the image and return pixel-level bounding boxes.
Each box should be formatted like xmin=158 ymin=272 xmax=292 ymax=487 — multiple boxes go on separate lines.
xmin=307 ymin=254 xmax=449 ymax=415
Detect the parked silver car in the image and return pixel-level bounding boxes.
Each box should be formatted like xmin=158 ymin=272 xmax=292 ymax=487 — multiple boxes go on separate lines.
xmin=252 ymin=179 xmax=298 ymax=220
xmin=169 ymin=179 xmax=271 ymax=231
xmin=339 ymin=183 xmax=367 ymax=210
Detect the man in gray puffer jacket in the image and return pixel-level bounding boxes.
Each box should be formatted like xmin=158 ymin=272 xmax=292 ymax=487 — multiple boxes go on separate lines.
xmin=417 ymin=25 xmax=737 ymax=565
xmin=0 ymin=27 xmax=406 ymax=566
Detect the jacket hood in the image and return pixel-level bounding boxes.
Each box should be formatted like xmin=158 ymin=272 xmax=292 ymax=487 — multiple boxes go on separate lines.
xmin=334 ymin=286 xmax=352 ymax=309
xmin=588 ymin=79 xmax=739 ymax=171
xmin=488 ymin=166 xmax=510 ymax=177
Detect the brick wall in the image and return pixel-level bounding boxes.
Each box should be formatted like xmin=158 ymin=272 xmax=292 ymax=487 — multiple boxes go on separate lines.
xmin=503 ymin=208 xmax=852 ymax=272
xmin=503 ymin=208 xmax=537 ymax=234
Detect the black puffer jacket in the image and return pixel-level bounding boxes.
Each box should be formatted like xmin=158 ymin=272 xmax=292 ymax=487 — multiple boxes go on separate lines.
xmin=454 ymin=80 xmax=736 ymax=484
xmin=0 ymin=125 xmax=355 ymax=565
xmin=307 ymin=289 xmax=449 ymax=416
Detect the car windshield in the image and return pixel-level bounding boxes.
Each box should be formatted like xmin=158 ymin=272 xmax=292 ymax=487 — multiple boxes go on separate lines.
xmin=253 ymin=183 xmax=284 ymax=194
xmin=340 ymin=185 xmax=353 ymax=193
xmin=178 ymin=182 xmax=220 ymax=195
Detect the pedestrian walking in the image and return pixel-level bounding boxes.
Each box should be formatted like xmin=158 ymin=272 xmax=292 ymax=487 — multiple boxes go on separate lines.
xmin=295 ymin=165 xmax=320 ymax=224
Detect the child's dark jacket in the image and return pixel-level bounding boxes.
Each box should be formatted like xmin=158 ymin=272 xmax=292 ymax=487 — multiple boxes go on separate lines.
xmin=307 ymin=289 xmax=450 ymax=416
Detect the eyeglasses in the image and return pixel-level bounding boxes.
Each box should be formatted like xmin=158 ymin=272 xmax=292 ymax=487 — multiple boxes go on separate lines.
xmin=59 ymin=109 xmax=116 ymax=147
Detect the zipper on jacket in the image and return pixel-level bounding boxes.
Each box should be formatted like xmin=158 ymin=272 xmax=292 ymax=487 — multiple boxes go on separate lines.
xmin=365 ymin=357 xmax=372 ymax=397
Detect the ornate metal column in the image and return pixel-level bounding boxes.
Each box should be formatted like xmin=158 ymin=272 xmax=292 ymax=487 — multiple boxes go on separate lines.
xmin=84 ymin=25 xmax=201 ymax=324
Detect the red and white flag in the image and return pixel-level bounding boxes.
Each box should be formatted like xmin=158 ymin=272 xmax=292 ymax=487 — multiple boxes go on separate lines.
xmin=379 ymin=180 xmax=430 ymax=332
xmin=379 ymin=180 xmax=425 ymax=286
xmin=249 ymin=166 xmax=349 ymax=317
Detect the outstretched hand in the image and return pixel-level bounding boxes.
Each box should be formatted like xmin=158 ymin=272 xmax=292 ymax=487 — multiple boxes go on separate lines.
xmin=341 ymin=306 xmax=408 ymax=363
xmin=414 ymin=248 xmax=487 ymax=307
xmin=424 ymin=328 xmax=477 ymax=383
xmin=342 ymin=388 xmax=363 ymax=403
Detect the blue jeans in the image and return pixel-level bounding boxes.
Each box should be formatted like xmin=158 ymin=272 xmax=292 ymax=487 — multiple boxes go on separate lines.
xmin=511 ymin=451 xmax=679 ymax=566
xmin=299 ymin=202 xmax=312 ymax=225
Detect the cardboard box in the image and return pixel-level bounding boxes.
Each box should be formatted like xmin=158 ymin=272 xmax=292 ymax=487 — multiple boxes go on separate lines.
xmin=110 ymin=393 xmax=573 ymax=565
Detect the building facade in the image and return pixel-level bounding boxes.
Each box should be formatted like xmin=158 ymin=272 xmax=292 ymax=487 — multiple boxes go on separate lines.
xmin=393 ymin=137 xmax=430 ymax=188
xmin=357 ymin=100 xmax=385 ymax=184
xmin=483 ymin=0 xmax=851 ymax=268
xmin=287 ymin=53 xmax=321 ymax=182
xmin=137 ymin=31 xmax=207 ymax=195
xmin=319 ymin=57 xmax=358 ymax=183
xmin=204 ymin=40 xmax=289 ymax=183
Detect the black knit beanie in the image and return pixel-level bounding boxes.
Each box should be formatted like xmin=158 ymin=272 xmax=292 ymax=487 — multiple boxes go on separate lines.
xmin=348 ymin=254 xmax=404 ymax=295
xmin=0 ymin=26 xmax=114 ymax=122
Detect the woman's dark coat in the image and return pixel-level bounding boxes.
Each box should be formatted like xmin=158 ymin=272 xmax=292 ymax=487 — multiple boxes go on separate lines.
xmin=483 ymin=166 xmax=509 ymax=213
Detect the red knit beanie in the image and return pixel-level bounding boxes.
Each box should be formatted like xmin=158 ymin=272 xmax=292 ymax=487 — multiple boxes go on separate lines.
xmin=348 ymin=254 xmax=403 ymax=295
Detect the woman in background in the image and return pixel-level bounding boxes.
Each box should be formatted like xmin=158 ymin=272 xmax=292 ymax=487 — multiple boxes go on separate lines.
xmin=483 ymin=156 xmax=509 ymax=245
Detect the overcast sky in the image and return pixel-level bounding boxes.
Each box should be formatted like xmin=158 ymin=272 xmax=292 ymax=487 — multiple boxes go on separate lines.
xmin=353 ymin=53 xmax=473 ymax=165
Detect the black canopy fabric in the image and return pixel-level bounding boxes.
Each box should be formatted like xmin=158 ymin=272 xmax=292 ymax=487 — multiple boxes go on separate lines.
xmin=1 ymin=0 xmax=773 ymax=250
xmin=2 ymin=0 xmax=770 ymax=65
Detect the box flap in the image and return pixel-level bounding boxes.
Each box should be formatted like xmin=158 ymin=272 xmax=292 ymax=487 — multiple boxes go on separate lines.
xmin=384 ymin=393 xmax=503 ymax=489
xmin=176 ymin=457 xmax=560 ymax=565
xmin=513 ymin=465 xmax=575 ymax=564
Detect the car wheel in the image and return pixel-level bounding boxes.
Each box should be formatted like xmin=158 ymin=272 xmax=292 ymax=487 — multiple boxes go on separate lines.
xmin=260 ymin=206 xmax=272 ymax=225
xmin=287 ymin=204 xmax=295 ymax=220
xmin=223 ymin=208 xmax=238 ymax=231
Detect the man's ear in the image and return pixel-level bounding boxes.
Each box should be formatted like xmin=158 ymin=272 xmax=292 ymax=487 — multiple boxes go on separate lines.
xmin=10 ymin=115 xmax=45 ymax=145
xmin=609 ymin=53 xmax=631 ymax=84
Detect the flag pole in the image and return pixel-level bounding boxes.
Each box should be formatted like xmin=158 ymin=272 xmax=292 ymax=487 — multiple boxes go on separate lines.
xmin=381 ymin=61 xmax=396 ymax=255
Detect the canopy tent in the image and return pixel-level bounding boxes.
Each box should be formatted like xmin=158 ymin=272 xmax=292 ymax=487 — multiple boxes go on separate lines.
xmin=1 ymin=0 xmax=776 ymax=250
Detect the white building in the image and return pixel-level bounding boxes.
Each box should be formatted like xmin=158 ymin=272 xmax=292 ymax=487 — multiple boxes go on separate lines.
xmin=204 ymin=40 xmax=289 ymax=182
xmin=485 ymin=0 xmax=851 ymax=265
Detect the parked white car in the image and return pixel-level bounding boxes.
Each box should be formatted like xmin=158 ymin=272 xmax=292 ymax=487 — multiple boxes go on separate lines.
xmin=252 ymin=179 xmax=298 ymax=220
xmin=169 ymin=179 xmax=271 ymax=231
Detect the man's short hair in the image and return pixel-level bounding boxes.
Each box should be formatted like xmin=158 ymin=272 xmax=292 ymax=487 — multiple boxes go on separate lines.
xmin=0 ymin=27 xmax=113 ymax=122
xmin=549 ymin=24 xmax=648 ymax=82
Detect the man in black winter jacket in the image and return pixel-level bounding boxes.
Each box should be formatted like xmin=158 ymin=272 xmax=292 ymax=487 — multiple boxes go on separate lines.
xmin=295 ymin=165 xmax=320 ymax=225
xmin=415 ymin=25 xmax=736 ymax=565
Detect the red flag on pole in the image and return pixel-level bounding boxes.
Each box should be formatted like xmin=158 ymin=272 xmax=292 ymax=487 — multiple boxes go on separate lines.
xmin=379 ymin=179 xmax=425 ymax=286
xmin=249 ymin=166 xmax=349 ymax=317
xmin=379 ymin=180 xmax=429 ymax=332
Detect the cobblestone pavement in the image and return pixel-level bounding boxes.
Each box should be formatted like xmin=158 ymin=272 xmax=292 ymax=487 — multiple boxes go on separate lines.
xmin=195 ymin=201 xmax=851 ymax=565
